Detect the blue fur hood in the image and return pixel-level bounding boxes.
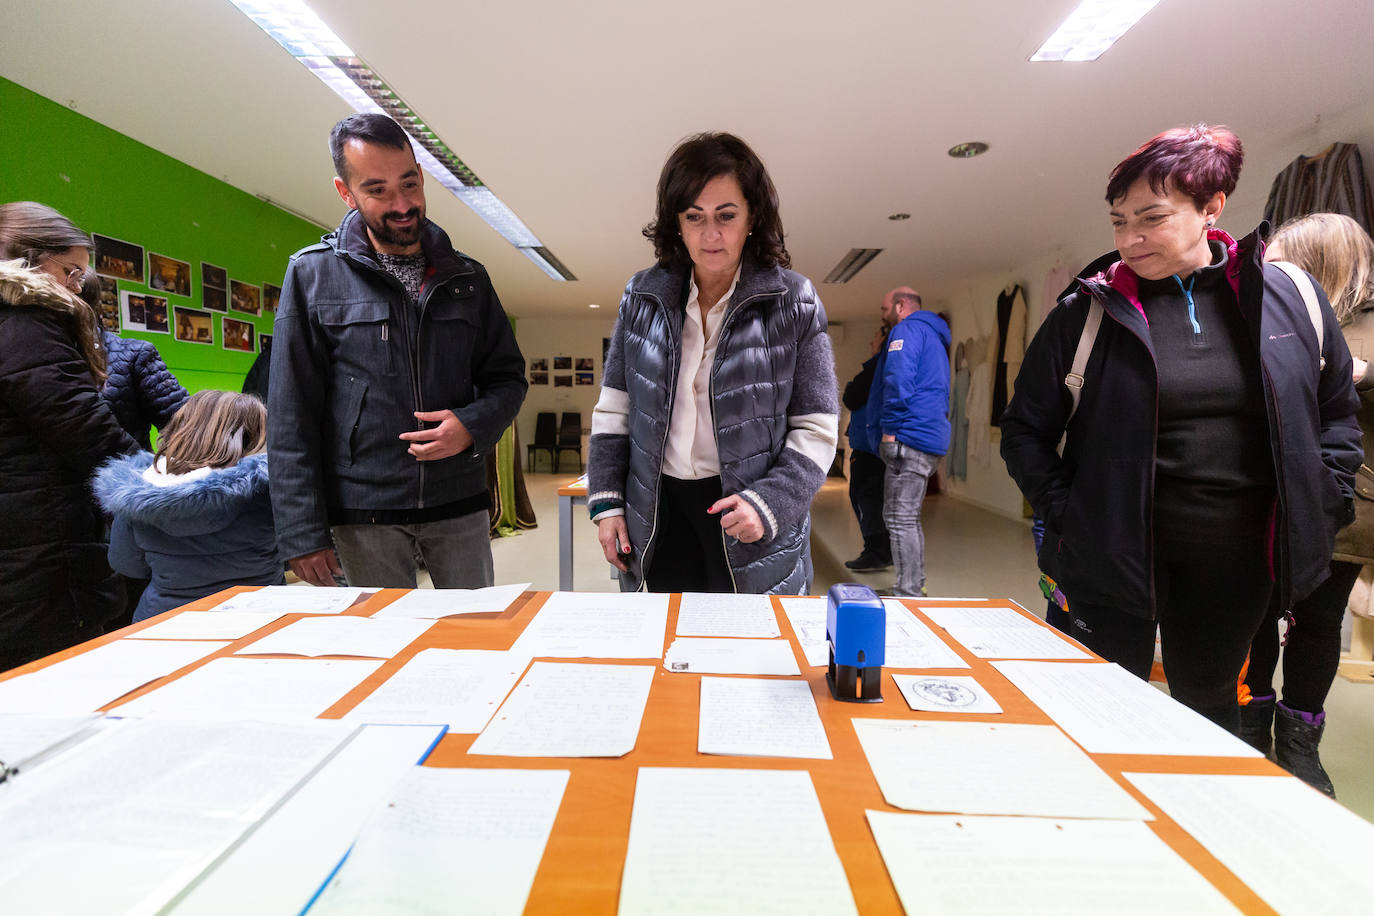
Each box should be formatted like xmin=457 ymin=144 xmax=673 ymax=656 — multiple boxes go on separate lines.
xmin=93 ymin=451 xmax=270 ymax=536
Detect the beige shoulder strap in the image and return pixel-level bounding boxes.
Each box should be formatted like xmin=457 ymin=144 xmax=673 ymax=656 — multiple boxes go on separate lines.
xmin=1064 ymin=298 xmax=1102 ymax=424
xmin=1270 ymin=260 xmax=1325 ymax=370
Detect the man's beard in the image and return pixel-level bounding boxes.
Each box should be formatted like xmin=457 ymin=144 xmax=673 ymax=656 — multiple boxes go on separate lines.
xmin=365 ymin=207 xmax=424 ymax=248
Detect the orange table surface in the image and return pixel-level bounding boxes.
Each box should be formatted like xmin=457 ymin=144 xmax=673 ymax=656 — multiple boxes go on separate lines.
xmin=2 ymin=588 xmax=1285 ymax=915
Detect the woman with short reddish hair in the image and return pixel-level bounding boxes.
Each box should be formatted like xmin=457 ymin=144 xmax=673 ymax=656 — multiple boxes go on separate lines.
xmin=1001 ymin=125 xmax=1361 ymax=733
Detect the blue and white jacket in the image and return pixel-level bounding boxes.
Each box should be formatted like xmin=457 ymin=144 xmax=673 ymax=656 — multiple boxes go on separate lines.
xmin=93 ymin=451 xmax=282 ymax=621
xmin=867 ymin=310 xmax=952 ymax=456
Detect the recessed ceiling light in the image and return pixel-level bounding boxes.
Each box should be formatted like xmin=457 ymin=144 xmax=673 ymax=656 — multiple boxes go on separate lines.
xmin=947 ymin=142 xmax=989 ymax=159
xmin=1030 ymin=0 xmax=1161 ymax=62
xmin=588 ymin=303 xmax=600 ymax=309
xmin=888 ymin=213 xmax=911 ymax=221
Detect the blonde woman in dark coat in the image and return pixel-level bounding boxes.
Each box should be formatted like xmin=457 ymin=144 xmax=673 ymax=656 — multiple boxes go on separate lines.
xmin=1241 ymin=212 xmax=1374 ymax=796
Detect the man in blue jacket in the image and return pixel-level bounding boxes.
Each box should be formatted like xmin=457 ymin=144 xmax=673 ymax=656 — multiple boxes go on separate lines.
xmin=867 ymin=287 xmax=951 ymax=596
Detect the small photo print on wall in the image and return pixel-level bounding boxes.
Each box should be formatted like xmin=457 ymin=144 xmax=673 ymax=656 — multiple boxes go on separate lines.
xmin=553 ymin=356 xmax=572 ymax=370
xmin=201 ymin=262 xmax=227 ymax=290
xmin=148 ymin=253 xmax=192 ymax=297
xmin=93 ymin=234 xmax=144 ymax=282
xmin=120 ymin=291 xmax=168 ymax=333
xmin=203 ymin=285 xmax=227 ymax=312
xmin=174 ymin=307 xmax=214 ymax=345
xmin=97 ymin=277 xmax=119 ymax=331
xmin=575 ymin=357 xmax=594 ymax=371
xmin=230 ymin=280 xmax=261 ymax=315
xmin=529 ymin=358 xmax=548 ymax=372
xmin=554 ymin=374 xmax=573 ymax=387
xmin=223 ymin=317 xmax=255 ymax=352
xmin=263 ymin=283 xmax=281 ymax=312
xmin=575 ymin=372 xmax=594 ymax=386
xmin=530 ymin=371 xmax=548 ymax=385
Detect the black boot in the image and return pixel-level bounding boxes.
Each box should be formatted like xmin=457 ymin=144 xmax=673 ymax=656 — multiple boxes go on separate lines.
xmin=845 ymin=536 xmax=893 ymax=572
xmin=1274 ymin=702 xmax=1335 ymax=798
xmin=1238 ymin=694 xmax=1274 ymax=756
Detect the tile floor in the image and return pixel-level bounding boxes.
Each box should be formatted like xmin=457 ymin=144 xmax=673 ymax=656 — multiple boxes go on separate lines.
xmin=497 ymin=472 xmax=1374 ymax=824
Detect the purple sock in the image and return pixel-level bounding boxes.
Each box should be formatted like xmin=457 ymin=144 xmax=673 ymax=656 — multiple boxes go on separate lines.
xmin=1246 ymin=692 xmax=1275 ymax=705
xmin=1278 ymin=701 xmax=1325 ymax=726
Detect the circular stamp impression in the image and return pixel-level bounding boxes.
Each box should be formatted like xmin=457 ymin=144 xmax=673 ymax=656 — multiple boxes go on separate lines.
xmin=910 ymin=678 xmax=978 ymax=708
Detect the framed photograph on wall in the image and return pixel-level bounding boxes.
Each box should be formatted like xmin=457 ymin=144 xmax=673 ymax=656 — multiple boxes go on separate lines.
xmin=97 ymin=276 xmax=120 ymax=331
xmin=203 ymin=285 xmax=227 ymax=312
xmin=93 ymin=234 xmax=144 ymax=282
xmin=553 ymin=356 xmax=572 ymax=370
xmin=529 ymin=358 xmax=548 ymax=372
xmin=144 ymin=295 xmax=169 ymax=333
xmin=173 ymin=307 xmax=214 ymax=345
xmin=530 ymin=372 xmax=548 ymax=386
xmin=223 ymin=317 xmax=255 ymax=352
xmin=554 ymin=374 xmax=573 ymax=388
xmin=120 ymin=290 xmax=168 ymax=332
xmin=230 ymin=279 xmax=261 ymax=315
xmin=262 ymin=283 xmax=281 ymax=312
xmin=575 ymin=372 xmax=594 ymax=386
xmin=575 ymin=357 xmax=594 ymax=371
xmin=201 ymin=262 xmax=227 ymax=290
xmin=147 ymin=252 xmax=192 ymax=297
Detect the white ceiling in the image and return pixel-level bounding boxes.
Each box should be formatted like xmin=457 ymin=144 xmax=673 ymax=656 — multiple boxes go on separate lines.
xmin=4 ymin=0 xmax=1374 ymax=322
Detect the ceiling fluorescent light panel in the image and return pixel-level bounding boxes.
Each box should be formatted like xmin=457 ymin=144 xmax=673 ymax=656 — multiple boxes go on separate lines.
xmin=229 ymin=0 xmax=573 ymax=280
xmin=1031 ymin=0 xmax=1161 ymax=62
xmin=823 ymin=249 xmax=884 ymax=284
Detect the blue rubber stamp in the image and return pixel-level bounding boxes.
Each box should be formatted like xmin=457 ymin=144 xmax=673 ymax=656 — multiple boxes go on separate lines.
xmin=825 ymin=583 xmax=884 ymax=702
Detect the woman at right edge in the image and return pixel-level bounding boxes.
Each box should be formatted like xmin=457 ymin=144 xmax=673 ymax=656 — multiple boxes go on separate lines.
xmin=1001 ymin=125 xmax=1361 ymax=734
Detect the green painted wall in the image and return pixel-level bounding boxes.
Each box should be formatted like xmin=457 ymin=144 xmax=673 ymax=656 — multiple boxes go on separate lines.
xmin=0 ymin=77 xmax=325 ymax=393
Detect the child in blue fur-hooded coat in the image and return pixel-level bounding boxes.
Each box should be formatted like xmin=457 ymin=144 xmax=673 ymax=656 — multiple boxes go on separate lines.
xmin=93 ymin=390 xmax=282 ymax=622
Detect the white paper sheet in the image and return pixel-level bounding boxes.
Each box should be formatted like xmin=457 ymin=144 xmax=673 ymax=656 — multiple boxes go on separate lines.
xmin=233 ymin=616 xmax=433 ymax=658
xmin=0 ymin=639 xmax=228 ymax=715
xmin=172 ymin=724 xmax=444 ymax=916
xmin=992 ymin=661 xmax=1262 ymax=757
xmin=675 ymin=592 xmax=780 ymax=637
xmin=922 ymin=604 xmax=1089 ymax=659
xmin=367 ymin=582 xmax=531 ymax=618
xmin=111 ymin=657 xmax=383 ymax=721
xmin=127 ymin=611 xmax=280 ymax=641
xmin=882 ymin=603 xmax=970 ymax=668
xmin=852 ymin=718 xmax=1151 ymax=819
xmin=866 ymin=810 xmax=1237 ymax=915
xmin=344 ymin=649 xmax=529 ymax=733
xmin=0 ymin=713 xmax=102 ymax=774
xmin=892 ymin=674 xmax=1003 ymax=714
xmin=206 ymin=586 xmax=370 ymax=615
xmin=468 ymin=661 xmax=654 ymax=757
xmin=309 ymin=767 xmax=569 ymax=916
xmin=698 ymin=677 xmax=831 ymax=759
xmin=510 ymin=591 xmax=670 ymax=659
xmin=619 ymin=768 xmax=857 ymax=916
xmin=778 ymin=597 xmax=829 ymax=667
xmin=1126 ymin=772 xmax=1374 ymax=914
xmin=0 ymin=718 xmax=357 ymax=916
xmin=663 ymin=637 xmax=800 ymax=675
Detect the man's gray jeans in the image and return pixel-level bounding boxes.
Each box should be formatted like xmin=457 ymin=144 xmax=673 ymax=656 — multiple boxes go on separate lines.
xmin=332 ymin=509 xmax=494 ymax=589
xmin=880 ymin=441 xmax=940 ymax=597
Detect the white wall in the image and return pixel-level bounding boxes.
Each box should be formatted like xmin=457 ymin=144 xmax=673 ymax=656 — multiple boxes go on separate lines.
xmin=513 ymin=316 xmax=616 ymax=463
xmin=923 ymin=99 xmax=1374 ymax=520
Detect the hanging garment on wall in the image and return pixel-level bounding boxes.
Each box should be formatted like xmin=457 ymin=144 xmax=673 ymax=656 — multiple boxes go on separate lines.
xmin=1041 ymin=263 xmax=1074 ymax=322
xmin=990 ymin=284 xmax=1026 ymax=426
xmin=1263 ymin=142 xmax=1374 ymax=236
xmin=949 ymin=349 xmax=971 ymax=480
xmin=966 ymin=334 xmax=992 ymax=466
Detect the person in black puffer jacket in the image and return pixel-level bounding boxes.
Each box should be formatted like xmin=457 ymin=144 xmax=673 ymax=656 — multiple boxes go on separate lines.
xmin=0 ymin=203 xmax=138 ymax=671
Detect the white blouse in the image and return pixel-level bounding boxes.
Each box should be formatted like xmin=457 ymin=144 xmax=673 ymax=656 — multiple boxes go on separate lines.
xmin=662 ymin=268 xmax=740 ymax=480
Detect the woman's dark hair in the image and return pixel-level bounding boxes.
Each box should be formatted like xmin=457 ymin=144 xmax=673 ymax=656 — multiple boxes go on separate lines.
xmin=643 ymin=132 xmax=789 ymax=269
xmin=329 ymin=113 xmax=411 ymax=182
xmin=1105 ymin=124 xmax=1244 ymax=209
xmin=155 ymin=389 xmax=266 ymax=475
xmin=0 ymin=202 xmax=106 ymax=383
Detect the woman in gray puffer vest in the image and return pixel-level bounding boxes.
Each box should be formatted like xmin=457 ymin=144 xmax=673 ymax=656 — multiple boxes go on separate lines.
xmin=587 ymin=133 xmax=838 ymax=594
